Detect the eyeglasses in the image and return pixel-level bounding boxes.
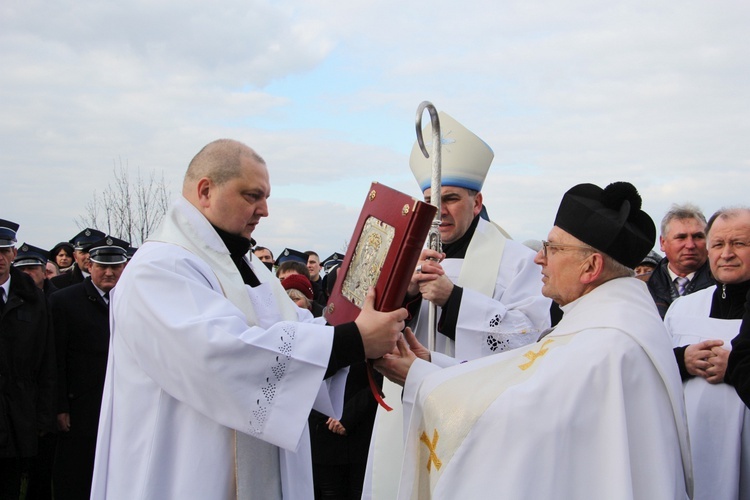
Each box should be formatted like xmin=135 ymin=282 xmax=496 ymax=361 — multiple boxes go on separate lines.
xmin=540 ymin=240 xmax=594 ymax=259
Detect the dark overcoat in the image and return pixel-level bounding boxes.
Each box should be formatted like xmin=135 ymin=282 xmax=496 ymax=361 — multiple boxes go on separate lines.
xmin=49 ymin=278 xmax=110 ymax=438
xmin=0 ymin=268 xmax=56 ymax=458
xmin=49 ymin=277 xmax=111 ymax=499
xmin=49 ymin=265 xmax=85 ymax=290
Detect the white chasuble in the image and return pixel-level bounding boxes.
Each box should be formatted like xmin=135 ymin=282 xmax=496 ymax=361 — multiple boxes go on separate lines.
xmin=412 ymin=335 xmax=573 ymax=497
xmin=399 ymin=277 xmax=692 ymax=500
xmin=666 ymin=287 xmax=750 ymax=500
xmin=91 ymin=197 xmax=343 ymax=500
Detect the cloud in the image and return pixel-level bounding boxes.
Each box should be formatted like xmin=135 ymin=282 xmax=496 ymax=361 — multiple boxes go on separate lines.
xmin=2 ymin=0 xmax=749 ymax=259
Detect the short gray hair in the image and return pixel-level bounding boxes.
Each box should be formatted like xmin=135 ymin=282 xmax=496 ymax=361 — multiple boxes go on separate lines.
xmin=706 ymin=206 xmax=750 ymax=236
xmin=600 ymin=252 xmax=636 ymax=279
xmin=660 ymin=203 xmax=706 ymax=237
xmin=577 ymin=246 xmax=636 ymax=281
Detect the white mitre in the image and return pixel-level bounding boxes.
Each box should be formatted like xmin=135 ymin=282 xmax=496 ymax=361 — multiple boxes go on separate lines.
xmin=409 ymin=111 xmax=494 ymax=193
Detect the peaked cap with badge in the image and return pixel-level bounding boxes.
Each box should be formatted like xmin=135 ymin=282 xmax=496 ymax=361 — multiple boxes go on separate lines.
xmin=70 ymin=228 xmax=106 ymax=251
xmin=275 ymin=248 xmax=308 ymax=265
xmin=13 ymin=243 xmax=49 ymax=267
xmin=322 ymin=252 xmax=344 ymax=272
xmin=87 ymin=236 xmax=130 ymax=265
xmin=0 ymin=218 xmax=20 ymax=248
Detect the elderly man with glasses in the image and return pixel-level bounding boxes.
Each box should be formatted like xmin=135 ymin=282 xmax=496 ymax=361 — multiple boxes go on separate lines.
xmin=375 ymin=182 xmax=692 ymax=500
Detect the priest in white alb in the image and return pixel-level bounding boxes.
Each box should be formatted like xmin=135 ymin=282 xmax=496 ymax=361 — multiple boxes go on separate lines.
xmin=375 ymin=181 xmax=693 ymax=499
xmin=90 ymin=139 xmax=408 ymax=499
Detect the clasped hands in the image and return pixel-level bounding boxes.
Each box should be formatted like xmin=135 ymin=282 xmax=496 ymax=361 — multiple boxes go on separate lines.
xmin=372 ymin=327 xmax=430 ymax=387
xmin=407 ymin=249 xmax=453 ymax=307
xmin=684 ymin=339 xmax=729 ymax=384
xmin=326 ymin=417 xmax=346 ymax=436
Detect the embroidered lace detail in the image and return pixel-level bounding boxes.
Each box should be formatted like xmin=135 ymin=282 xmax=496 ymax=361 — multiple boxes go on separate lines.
xmin=485 ymin=314 xmax=533 ymax=353
xmin=245 ymin=286 xmax=298 ymax=436
xmin=271 ymin=363 xmax=286 ymax=380
xmin=261 ymin=384 xmax=277 ymax=403
xmin=252 ymin=407 xmax=269 ymax=427
xmin=279 ymin=324 xmax=295 ymax=356
xmin=486 ymin=335 xmax=510 ymax=352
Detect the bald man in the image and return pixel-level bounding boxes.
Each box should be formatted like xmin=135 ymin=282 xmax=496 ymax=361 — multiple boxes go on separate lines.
xmin=91 ymin=139 xmax=407 ymax=499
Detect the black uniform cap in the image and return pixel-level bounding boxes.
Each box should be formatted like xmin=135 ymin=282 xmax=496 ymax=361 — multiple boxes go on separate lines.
xmin=69 ymin=228 xmax=106 ymax=251
xmin=13 ymin=242 xmax=48 ymax=267
xmin=275 ymin=248 xmax=308 ymax=265
xmin=87 ymin=236 xmax=129 ymax=265
xmin=0 ymin=219 xmax=19 ymax=248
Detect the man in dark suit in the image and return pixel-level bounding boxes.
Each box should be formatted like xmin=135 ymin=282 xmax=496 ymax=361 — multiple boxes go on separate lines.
xmin=50 ymin=236 xmax=128 ymax=500
xmin=0 ymin=219 xmax=56 ymax=499
xmin=50 ymin=228 xmax=104 ymax=290
xmin=647 ymin=203 xmax=715 ymax=317
xmin=13 ymin=242 xmax=59 ymax=499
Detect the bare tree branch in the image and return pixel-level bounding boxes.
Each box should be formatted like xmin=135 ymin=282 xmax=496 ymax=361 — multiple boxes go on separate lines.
xmin=77 ymin=159 xmax=171 ymax=246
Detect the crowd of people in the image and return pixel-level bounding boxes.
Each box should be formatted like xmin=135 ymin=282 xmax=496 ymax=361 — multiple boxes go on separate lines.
xmin=2 ymin=121 xmax=750 ymax=500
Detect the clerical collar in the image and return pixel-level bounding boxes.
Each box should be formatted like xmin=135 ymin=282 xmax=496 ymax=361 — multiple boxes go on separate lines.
xmin=442 ymin=215 xmax=480 ymax=259
xmin=211 ymin=224 xmax=253 ymax=258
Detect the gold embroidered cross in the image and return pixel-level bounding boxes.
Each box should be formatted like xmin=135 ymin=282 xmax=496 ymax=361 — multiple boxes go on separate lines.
xmin=420 ymin=429 xmax=442 ymax=472
xmin=518 ymin=339 xmax=554 ymax=371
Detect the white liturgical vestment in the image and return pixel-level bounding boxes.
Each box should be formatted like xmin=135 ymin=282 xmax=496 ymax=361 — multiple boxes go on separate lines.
xmin=412 ymin=217 xmax=550 ymax=360
xmin=399 ymin=277 xmax=692 ymax=500
xmin=665 ymin=286 xmax=750 ymax=500
xmin=364 ymin=218 xmax=550 ymax=499
xmin=91 ymin=197 xmax=345 ymax=499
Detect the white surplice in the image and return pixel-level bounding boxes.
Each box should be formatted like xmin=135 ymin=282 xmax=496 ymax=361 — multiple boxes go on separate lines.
xmin=91 ymin=197 xmax=345 ymax=500
xmin=412 ymin=218 xmax=550 ymax=361
xmin=399 ymin=277 xmax=692 ymax=500
xmin=364 ymin=218 xmax=550 ymax=499
xmin=665 ymin=286 xmax=750 ymax=500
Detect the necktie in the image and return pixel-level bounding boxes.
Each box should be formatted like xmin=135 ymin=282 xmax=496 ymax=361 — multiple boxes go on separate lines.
xmin=103 ymin=292 xmax=110 ymax=304
xmin=0 ymin=288 xmax=5 ymax=313
xmin=675 ymin=276 xmax=689 ymax=296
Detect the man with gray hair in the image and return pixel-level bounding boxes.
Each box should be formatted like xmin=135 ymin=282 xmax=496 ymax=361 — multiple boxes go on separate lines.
xmin=648 ymin=203 xmax=715 ymax=318
xmin=665 ymin=206 xmax=750 ymax=499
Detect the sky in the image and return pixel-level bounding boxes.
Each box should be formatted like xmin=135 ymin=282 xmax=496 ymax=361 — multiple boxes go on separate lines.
xmin=2 ymin=0 xmax=749 ymax=262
